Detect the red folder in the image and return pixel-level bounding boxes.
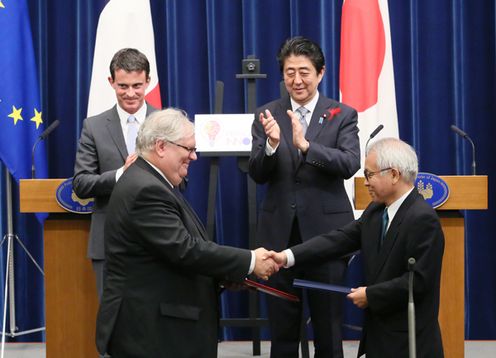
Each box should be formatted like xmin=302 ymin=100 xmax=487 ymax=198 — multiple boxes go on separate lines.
xmin=244 ymin=278 xmax=300 ymax=302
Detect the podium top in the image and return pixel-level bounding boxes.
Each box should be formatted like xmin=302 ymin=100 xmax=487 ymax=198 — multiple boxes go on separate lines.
xmin=20 ymin=176 xmax=489 ymax=213
xmin=20 ymin=179 xmax=67 ymax=213
xmin=354 ymin=175 xmax=488 ymax=211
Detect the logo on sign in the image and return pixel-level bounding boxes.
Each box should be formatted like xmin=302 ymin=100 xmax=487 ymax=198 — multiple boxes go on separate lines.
xmin=415 ymin=172 xmax=450 ymax=209
xmin=55 ymin=178 xmax=94 ymax=214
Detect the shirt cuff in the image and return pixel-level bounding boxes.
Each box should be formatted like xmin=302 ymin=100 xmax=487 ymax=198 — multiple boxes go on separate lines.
xmin=115 ymin=167 xmax=124 ymax=181
xmin=264 ymin=138 xmax=279 ymax=156
xmin=248 ymin=251 xmax=256 ymax=274
xmin=284 ymin=249 xmax=295 ymax=268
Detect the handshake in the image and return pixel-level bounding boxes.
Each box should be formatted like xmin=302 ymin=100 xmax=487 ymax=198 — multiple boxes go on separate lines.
xmin=252 ymin=248 xmax=287 ymax=280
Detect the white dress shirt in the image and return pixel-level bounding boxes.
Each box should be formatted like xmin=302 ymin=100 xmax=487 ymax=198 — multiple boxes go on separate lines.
xmin=265 ymin=91 xmax=320 ymax=156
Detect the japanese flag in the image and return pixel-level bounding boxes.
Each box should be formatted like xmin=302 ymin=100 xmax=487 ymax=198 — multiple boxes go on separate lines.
xmin=340 ymin=0 xmax=399 ymax=210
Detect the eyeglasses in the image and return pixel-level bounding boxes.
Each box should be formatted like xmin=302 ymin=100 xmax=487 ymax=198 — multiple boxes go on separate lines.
xmin=363 ymin=167 xmax=392 ymax=180
xmin=167 ymin=141 xmax=197 ymax=154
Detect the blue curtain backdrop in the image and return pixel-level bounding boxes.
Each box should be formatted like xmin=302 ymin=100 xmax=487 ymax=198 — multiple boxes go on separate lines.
xmin=2 ymin=0 xmax=494 ymax=342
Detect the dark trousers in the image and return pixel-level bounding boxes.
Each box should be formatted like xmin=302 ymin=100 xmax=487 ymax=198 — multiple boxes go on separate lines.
xmin=92 ymin=259 xmax=108 ymax=357
xmin=92 ymin=259 xmax=106 ymax=300
xmin=267 ymin=219 xmax=346 ymax=358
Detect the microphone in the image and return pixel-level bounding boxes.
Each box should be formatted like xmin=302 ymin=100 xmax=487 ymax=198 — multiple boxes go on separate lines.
xmin=450 ymin=124 xmax=476 ymax=175
xmin=408 ymin=257 xmax=416 ymax=271
xmin=365 ymin=124 xmax=384 ymax=153
xmin=408 ymin=257 xmax=416 ymax=358
xmin=32 ymin=119 xmax=60 ymax=178
xmin=39 ymin=119 xmax=60 ymax=140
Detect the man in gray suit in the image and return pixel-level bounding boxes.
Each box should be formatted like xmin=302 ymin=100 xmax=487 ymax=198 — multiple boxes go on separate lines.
xmin=73 ymin=48 xmax=157 ymax=298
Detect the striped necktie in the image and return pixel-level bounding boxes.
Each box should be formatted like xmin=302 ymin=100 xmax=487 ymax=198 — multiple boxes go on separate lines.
xmin=380 ymin=207 xmax=389 ymax=246
xmin=295 ymin=107 xmax=310 ymax=135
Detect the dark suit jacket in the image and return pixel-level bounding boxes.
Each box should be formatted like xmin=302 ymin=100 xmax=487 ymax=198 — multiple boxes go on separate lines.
xmin=291 ymin=190 xmax=445 ymax=358
xmin=73 ymin=104 xmax=156 ymax=259
xmin=249 ymin=94 xmax=360 ymax=249
xmin=95 ymin=157 xmax=252 ymax=357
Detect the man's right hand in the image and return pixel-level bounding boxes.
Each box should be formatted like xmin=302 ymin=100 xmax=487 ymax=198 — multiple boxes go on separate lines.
xmin=123 ymin=153 xmax=138 ymax=171
xmin=259 ymin=109 xmax=280 ymax=148
xmin=267 ymin=250 xmax=288 ymax=268
xmin=253 ymin=247 xmax=279 ymax=280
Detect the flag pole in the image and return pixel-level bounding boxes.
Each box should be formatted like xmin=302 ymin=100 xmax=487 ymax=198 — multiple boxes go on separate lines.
xmin=0 ymin=168 xmax=45 ymax=357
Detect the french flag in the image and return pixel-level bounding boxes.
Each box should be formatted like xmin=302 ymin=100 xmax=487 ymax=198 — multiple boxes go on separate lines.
xmin=340 ymin=0 xmax=399 ymax=211
xmin=87 ymin=0 xmax=162 ymax=116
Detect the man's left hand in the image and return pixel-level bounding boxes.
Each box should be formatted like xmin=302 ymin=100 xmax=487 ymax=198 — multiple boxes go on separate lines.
xmin=287 ymin=109 xmax=309 ymax=153
xmin=123 ymin=153 xmax=138 ymax=171
xmin=347 ymin=286 xmax=368 ymax=309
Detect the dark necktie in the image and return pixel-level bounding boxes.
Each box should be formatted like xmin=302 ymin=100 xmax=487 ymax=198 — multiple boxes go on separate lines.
xmin=380 ymin=207 xmax=389 ymax=246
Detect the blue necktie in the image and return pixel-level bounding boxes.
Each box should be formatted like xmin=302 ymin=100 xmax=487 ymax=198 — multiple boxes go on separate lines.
xmin=126 ymin=115 xmax=138 ymax=154
xmin=295 ymin=107 xmax=309 ymax=136
xmin=380 ymin=208 xmax=389 ymax=246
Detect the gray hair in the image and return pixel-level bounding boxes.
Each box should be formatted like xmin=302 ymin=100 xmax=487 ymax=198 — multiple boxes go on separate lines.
xmin=367 ymin=138 xmax=418 ymax=184
xmin=136 ymin=108 xmax=193 ymax=156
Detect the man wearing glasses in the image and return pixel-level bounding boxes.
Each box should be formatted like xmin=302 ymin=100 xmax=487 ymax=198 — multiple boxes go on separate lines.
xmin=270 ymin=137 xmax=445 ymax=358
xmin=96 ymin=108 xmax=278 ymax=357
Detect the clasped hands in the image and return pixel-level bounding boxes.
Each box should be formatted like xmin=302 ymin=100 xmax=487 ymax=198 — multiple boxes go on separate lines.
xmin=259 ymin=109 xmax=309 ymax=154
xmin=252 ymin=248 xmax=288 ymax=281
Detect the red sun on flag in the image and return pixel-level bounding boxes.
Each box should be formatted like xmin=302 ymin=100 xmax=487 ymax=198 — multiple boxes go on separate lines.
xmin=339 ymin=0 xmax=386 ymax=112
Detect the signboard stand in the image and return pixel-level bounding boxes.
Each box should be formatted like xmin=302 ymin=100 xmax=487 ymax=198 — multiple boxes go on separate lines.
xmin=201 ymin=59 xmax=268 ymax=356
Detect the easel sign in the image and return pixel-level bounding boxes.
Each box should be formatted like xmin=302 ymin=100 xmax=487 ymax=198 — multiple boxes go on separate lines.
xmin=194 ymin=114 xmax=254 ymax=156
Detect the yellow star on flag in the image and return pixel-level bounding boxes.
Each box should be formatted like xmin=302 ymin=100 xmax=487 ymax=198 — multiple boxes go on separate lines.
xmin=0 ymin=1 xmax=5 ymax=9
xmin=30 ymin=108 xmax=43 ymax=129
xmin=8 ymin=105 xmax=23 ymax=125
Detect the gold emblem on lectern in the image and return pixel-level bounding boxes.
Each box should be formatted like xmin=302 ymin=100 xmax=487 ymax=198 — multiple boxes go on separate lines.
xmin=55 ymin=178 xmax=94 ymax=214
xmin=415 ymin=173 xmax=450 ymax=209
xmin=417 ymin=180 xmax=433 ymax=200
xmin=71 ymin=191 xmax=93 ymax=206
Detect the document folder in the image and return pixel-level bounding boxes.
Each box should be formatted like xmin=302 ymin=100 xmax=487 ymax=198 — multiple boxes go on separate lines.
xmin=244 ymin=278 xmax=300 ymax=302
xmin=293 ymin=278 xmax=352 ymax=294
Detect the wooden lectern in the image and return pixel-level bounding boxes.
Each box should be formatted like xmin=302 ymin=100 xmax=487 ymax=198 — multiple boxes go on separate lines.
xmin=355 ymin=175 xmax=488 ymax=358
xmin=20 ymin=179 xmax=98 ymax=357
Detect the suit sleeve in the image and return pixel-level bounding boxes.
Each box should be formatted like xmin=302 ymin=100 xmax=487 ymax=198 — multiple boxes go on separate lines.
xmin=248 ymin=112 xmax=277 ymax=184
xmin=304 ymin=105 xmax=360 ymax=179
xmin=73 ymin=118 xmax=118 ymax=198
xmin=366 ymin=209 xmax=445 ymax=315
xmin=291 ymin=218 xmax=362 ymax=265
xmin=130 ymin=184 xmax=252 ymax=282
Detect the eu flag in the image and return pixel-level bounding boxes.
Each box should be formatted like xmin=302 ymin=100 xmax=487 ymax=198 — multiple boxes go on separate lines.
xmin=0 ymin=0 xmax=47 ymax=182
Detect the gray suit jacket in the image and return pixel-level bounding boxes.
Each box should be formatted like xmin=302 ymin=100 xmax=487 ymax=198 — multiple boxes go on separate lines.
xmin=73 ymin=104 xmax=156 ymax=259
xmin=96 ymin=157 xmax=252 ymax=357
xmin=291 ymin=190 xmax=445 ymax=357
